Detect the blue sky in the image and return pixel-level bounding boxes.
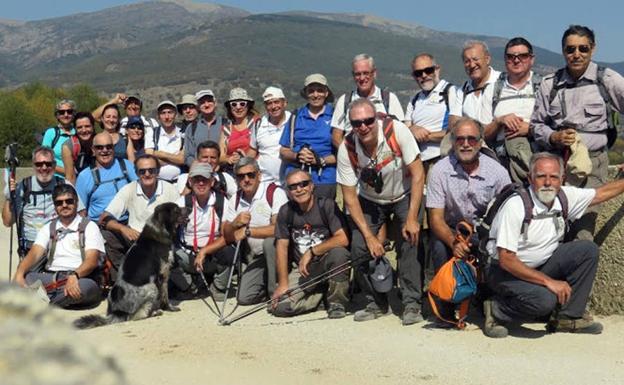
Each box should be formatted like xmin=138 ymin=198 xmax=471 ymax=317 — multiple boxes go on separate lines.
xmin=1 ymin=0 xmax=621 ymax=62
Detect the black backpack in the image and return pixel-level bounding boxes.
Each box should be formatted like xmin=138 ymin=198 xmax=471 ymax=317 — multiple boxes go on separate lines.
xmin=409 ymin=82 xmax=454 ymax=112
xmin=491 ymin=72 xmax=541 ymax=113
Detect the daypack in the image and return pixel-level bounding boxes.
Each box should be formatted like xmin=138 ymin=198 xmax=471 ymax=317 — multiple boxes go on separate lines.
xmin=476 ymin=182 xmax=569 ymax=259
xmin=409 ymin=82 xmax=454 ymax=111
xmin=36 ymin=126 xmax=65 ymax=148
xmin=427 ymin=221 xmax=478 ymax=329
xmin=343 ymin=117 xmax=402 ymax=172
xmin=343 ymin=88 xmax=392 ymax=116
xmin=184 ymin=190 xmax=225 ymax=223
xmin=152 ymin=125 xmax=184 ymax=152
xmin=68 ymin=136 xmax=94 ymax=172
xmin=234 ymin=182 xmax=279 ymax=210
xmin=548 ymin=66 xmax=620 ymax=148
xmin=491 ymin=72 xmax=541 ymax=113
xmin=86 ymin=159 xmax=131 ymax=208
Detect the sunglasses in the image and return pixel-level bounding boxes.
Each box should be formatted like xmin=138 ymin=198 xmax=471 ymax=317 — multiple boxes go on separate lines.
xmin=564 ymin=45 xmax=592 ymax=54
xmin=352 ymin=71 xmax=373 ymax=78
xmin=235 ymin=171 xmax=257 ymax=181
xmin=287 ymin=180 xmax=312 ymax=191
xmin=34 ymin=161 xmax=54 ymax=168
xmin=56 ymin=109 xmax=74 ymax=116
xmin=412 ymin=66 xmax=436 ymax=78
xmin=93 ymin=144 xmax=114 ymax=151
xmin=505 ymin=52 xmax=533 ymax=62
xmin=454 ymin=135 xmax=480 ymax=146
xmin=229 ymin=101 xmax=248 ymax=108
xmin=191 ymin=176 xmax=212 ymax=184
xmin=54 ymin=198 xmax=75 ymax=207
xmin=137 ymin=167 xmax=158 ymax=176
xmin=350 ymin=116 xmax=376 ymax=128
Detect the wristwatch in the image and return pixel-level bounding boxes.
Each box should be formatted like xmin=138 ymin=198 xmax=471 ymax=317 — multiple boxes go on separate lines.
xmin=244 ymin=227 xmax=252 ymax=238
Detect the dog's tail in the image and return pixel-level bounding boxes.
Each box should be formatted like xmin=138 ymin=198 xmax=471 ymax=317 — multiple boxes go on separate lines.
xmin=73 ymin=314 xmax=112 ymax=329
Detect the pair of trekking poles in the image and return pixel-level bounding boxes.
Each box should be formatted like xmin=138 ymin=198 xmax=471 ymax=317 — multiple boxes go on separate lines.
xmin=4 ymin=143 xmax=19 ymax=281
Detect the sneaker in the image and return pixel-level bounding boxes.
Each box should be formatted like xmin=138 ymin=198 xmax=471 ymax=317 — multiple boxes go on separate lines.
xmin=483 ymin=299 xmax=508 ymax=338
xmin=353 ymin=302 xmax=388 ymax=322
xmin=327 ymin=303 xmax=346 ymax=319
xmin=402 ymin=304 xmax=424 ymax=326
xmin=547 ymin=317 xmax=603 ymax=334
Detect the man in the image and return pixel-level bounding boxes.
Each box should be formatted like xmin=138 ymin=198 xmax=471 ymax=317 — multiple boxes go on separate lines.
xmin=337 ymin=98 xmax=425 ymax=325
xmin=76 ymin=133 xmax=137 ymax=222
xmin=479 ymin=37 xmax=540 ymax=183
xmin=484 ymin=152 xmax=624 ymax=337
xmin=531 ymin=25 xmax=624 ymax=241
xmin=331 ymin=54 xmax=405 ymax=148
xmin=41 ymin=99 xmax=76 ymax=175
xmin=271 ymin=169 xmax=350 ymax=318
xmin=119 ymin=95 xmax=159 ymax=135
xmin=461 ymin=41 xmax=501 ymax=122
xmin=3 ymin=146 xmax=84 ymax=258
xmin=172 ymin=162 xmax=233 ymax=298
xmin=176 ymin=140 xmax=237 ymax=198
xmin=13 ymin=184 xmax=105 ymax=308
xmin=177 ymin=94 xmax=199 ymax=134
xmin=427 ymin=117 xmax=510 ymax=271
xmin=248 ymin=86 xmax=291 ymax=185
xmin=222 ymin=157 xmax=288 ymax=305
xmin=99 ymin=154 xmax=179 ymax=275
xmin=145 ymin=100 xmax=184 ymax=183
xmin=184 ymin=89 xmax=226 ymax=167
xmin=405 ymin=53 xmax=463 ymax=167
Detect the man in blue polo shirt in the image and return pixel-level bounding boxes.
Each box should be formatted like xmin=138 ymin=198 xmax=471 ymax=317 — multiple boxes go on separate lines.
xmin=279 ymin=74 xmax=337 ymax=199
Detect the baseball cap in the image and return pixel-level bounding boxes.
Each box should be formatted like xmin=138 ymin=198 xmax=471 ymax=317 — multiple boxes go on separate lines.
xmin=156 ymin=100 xmax=176 ymax=112
xmin=300 ymin=73 xmax=333 ymax=101
xmin=195 ymin=89 xmax=215 ymax=100
xmin=368 ymin=256 xmax=393 ymax=293
xmin=262 ymin=86 xmax=286 ymax=102
xmin=189 ymin=162 xmax=214 ymax=179
xmin=126 ymin=116 xmax=144 ymax=128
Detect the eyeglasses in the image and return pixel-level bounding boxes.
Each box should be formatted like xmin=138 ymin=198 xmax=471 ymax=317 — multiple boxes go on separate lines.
xmin=287 ymin=180 xmax=312 ymax=191
xmin=53 ymin=198 xmax=75 ymax=207
xmin=235 ymin=171 xmax=257 ymax=180
xmin=199 ymin=97 xmax=215 ymax=104
xmin=350 ymin=116 xmax=376 ymax=128
xmin=137 ymin=167 xmax=158 ymax=176
xmin=93 ymin=144 xmax=114 ymax=151
xmin=505 ymin=52 xmax=533 ymax=62
xmin=229 ymin=101 xmax=248 ymax=108
xmin=352 ymin=71 xmax=373 ymax=78
xmin=34 ymin=161 xmax=54 ymax=168
xmin=564 ymin=45 xmax=592 ymax=54
xmin=56 ymin=109 xmax=74 ymax=116
xmin=412 ymin=66 xmax=436 ymax=78
xmin=454 ymin=135 xmax=480 ymax=146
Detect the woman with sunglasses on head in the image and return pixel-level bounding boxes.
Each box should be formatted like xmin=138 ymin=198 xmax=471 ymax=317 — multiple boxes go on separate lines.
xmin=61 ymin=112 xmax=96 ymax=185
xmin=41 ymin=99 xmax=77 ymax=176
xmin=125 ymin=116 xmax=148 ymax=162
xmin=219 ymin=88 xmax=261 ymax=173
xmin=279 ymin=74 xmax=337 ymax=199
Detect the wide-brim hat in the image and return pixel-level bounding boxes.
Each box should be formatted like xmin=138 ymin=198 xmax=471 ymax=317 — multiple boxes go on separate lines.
xmin=225 ymin=87 xmax=254 ymax=106
xmin=300 ymin=73 xmax=334 ymax=102
xmin=177 ymin=94 xmax=198 ymax=113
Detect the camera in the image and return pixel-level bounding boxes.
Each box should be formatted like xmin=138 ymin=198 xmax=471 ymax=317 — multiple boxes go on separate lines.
xmin=361 ymin=166 xmax=383 ymax=193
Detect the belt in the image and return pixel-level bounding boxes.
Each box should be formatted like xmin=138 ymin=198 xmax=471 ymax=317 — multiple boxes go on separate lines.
xmin=588 ymin=147 xmax=607 ymax=156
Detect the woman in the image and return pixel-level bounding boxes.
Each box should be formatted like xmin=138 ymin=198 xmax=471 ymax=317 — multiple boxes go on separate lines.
xmin=219 ymin=88 xmax=260 ymax=172
xmin=125 ymin=116 xmax=147 ymax=162
xmin=279 ymin=74 xmax=337 ymax=199
xmin=62 ymin=112 xmax=96 ymax=184
xmin=98 ymin=104 xmax=127 ymax=159
xmin=41 ymin=99 xmax=76 ymax=176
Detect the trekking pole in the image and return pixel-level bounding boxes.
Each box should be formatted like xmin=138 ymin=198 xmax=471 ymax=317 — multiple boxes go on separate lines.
xmin=220 ymin=260 xmax=353 ymax=326
xmin=219 ymin=238 xmax=243 ymax=322
xmin=197 ymin=269 xmax=222 ymax=318
xmin=4 ymin=143 xmax=18 ymax=280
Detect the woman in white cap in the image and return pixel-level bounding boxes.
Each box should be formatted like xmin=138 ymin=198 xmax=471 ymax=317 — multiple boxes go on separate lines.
xmin=219 ymin=87 xmax=260 ymax=172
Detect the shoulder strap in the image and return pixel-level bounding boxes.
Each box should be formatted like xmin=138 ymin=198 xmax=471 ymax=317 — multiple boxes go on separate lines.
xmin=440 ymin=83 xmax=453 ymax=110
xmin=595 ymin=66 xmax=619 ymax=147
xmin=118 ymin=158 xmax=131 ymax=183
xmin=381 ymin=88 xmax=391 ymax=113
xmin=530 ymin=72 xmax=542 ymax=93
xmin=266 ymin=182 xmax=278 ymax=207
xmin=557 ymin=189 xmax=569 ymax=221
xmin=214 ymin=191 xmax=225 ymax=220
xmin=21 ymin=177 xmax=33 ymax=206
xmin=382 ymin=118 xmax=402 ymax=157
xmin=77 ymin=216 xmax=90 ymax=262
xmin=190 ymin=119 xmax=199 ymax=137
xmin=235 ymin=190 xmax=242 ymax=210
xmin=548 ymin=69 xmax=566 ymax=104
xmin=153 ymin=126 xmax=161 ymax=151
xmin=288 ymin=109 xmax=298 ymax=150
xmin=491 ymin=72 xmax=507 ymax=113
xmin=184 ymin=193 xmax=193 ymax=209
xmin=71 ymin=136 xmax=81 ymax=161
xmin=344 ymin=131 xmax=359 ymax=171
xmin=50 ymin=127 xmax=62 ymax=149
xmin=86 ymin=166 xmax=101 ymax=209
xmin=410 ymin=92 xmax=421 ymax=109
xmin=344 ymin=93 xmax=353 ymax=111
xmin=46 ymin=219 xmax=59 ymax=270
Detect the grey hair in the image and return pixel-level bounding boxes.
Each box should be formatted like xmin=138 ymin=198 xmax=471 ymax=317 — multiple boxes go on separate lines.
xmin=411 ymin=53 xmax=437 ymax=67
xmin=285 ymin=169 xmax=312 ymax=183
xmin=31 ymin=146 xmax=56 ymax=164
xmin=529 ymin=152 xmax=564 ymax=177
xmin=234 ymin=157 xmax=260 ymax=174
xmin=462 ymin=40 xmax=490 ymax=57
xmin=352 ymin=53 xmax=375 ymax=69
xmin=348 ymin=98 xmax=376 ymax=119
xmin=450 ymin=117 xmax=484 ymax=140
xmin=55 ymin=99 xmax=76 ymax=111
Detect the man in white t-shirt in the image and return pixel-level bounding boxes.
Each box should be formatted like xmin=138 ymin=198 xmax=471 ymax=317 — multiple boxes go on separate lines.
xmin=461 ymin=40 xmax=501 ymax=122
xmin=146 ymin=100 xmax=184 ymax=182
xmin=331 ymin=53 xmax=404 ymax=148
xmin=484 ymin=152 xmax=624 ymax=338
xmin=249 ymin=86 xmax=291 ymax=185
xmin=337 ymin=98 xmax=425 ymax=325
xmin=222 ymin=157 xmax=288 ymax=305
xmin=13 ymin=184 xmax=105 ymax=308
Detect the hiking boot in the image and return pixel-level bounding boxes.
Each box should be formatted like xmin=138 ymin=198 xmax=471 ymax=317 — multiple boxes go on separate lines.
xmin=327 ymin=303 xmax=346 ymax=319
xmin=402 ymin=303 xmax=424 ymax=326
xmin=353 ymin=302 xmax=388 ymax=322
xmin=483 ymin=299 xmax=508 ymax=338
xmin=209 ymin=283 xmax=227 ymax=302
xmin=547 ymin=317 xmax=603 ymax=334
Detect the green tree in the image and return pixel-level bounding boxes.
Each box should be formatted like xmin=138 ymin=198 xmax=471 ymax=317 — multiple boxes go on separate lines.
xmin=0 ymin=94 xmax=40 ymax=164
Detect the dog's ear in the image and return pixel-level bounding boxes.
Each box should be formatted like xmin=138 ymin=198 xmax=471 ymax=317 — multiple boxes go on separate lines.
xmin=143 ymin=203 xmax=176 ymax=243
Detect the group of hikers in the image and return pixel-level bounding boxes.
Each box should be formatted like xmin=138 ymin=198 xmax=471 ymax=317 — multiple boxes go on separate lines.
xmin=5 ymin=24 xmax=624 ymax=337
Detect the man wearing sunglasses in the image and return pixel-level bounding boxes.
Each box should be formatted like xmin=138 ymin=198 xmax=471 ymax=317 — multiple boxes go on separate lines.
xmin=531 ymin=25 xmax=624 ymax=242
xmin=478 ymin=37 xmax=540 ymax=184
xmin=331 ymin=53 xmax=404 ymax=148
xmin=184 ymin=89 xmax=227 ymax=167
xmin=271 ymin=169 xmax=350 ymax=318
xmin=3 ymin=146 xmax=85 ymax=259
xmin=145 ymin=100 xmax=184 ymax=183
xmin=337 ymin=98 xmax=425 ymax=325
xmin=222 ymin=157 xmax=288 ymax=305
xmin=461 ymin=41 xmax=501 ymax=123
xmin=40 ymin=99 xmax=77 ymax=176
xmin=405 ymin=53 xmax=463 ymax=167
xmin=99 ymin=154 xmax=179 ymax=274
xmin=13 ymin=184 xmax=105 ymax=308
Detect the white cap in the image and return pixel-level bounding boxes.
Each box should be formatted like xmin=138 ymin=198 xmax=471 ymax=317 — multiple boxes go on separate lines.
xmin=262 ymin=86 xmax=286 ymax=102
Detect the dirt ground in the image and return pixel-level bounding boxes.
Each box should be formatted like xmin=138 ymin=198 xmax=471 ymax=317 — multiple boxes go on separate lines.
xmin=1 ymin=222 xmax=623 ymax=385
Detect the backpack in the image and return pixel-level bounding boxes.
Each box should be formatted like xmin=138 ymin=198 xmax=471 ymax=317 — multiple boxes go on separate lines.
xmin=344 ymin=88 xmax=391 ymax=116
xmin=153 ymin=126 xmax=184 ymax=152
xmin=343 ymin=117 xmax=402 ymax=172
xmin=86 ymin=159 xmax=131 ymax=208
xmin=548 ymin=66 xmax=620 ymax=148
xmin=491 ymin=72 xmax=541 ymax=113
xmin=476 ymin=182 xmax=569 ymax=259
xmin=409 ymin=82 xmax=454 ymax=111
xmin=46 ymin=216 xmax=91 ymax=270
xmin=184 ymin=190 xmax=225 ymax=223
xmin=69 ymin=136 xmax=94 ymax=172
xmin=234 ymin=182 xmax=279 ymax=210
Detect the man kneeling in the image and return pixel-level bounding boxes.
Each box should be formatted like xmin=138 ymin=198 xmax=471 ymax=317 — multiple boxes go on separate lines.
xmin=271 ymin=170 xmax=350 ymax=318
